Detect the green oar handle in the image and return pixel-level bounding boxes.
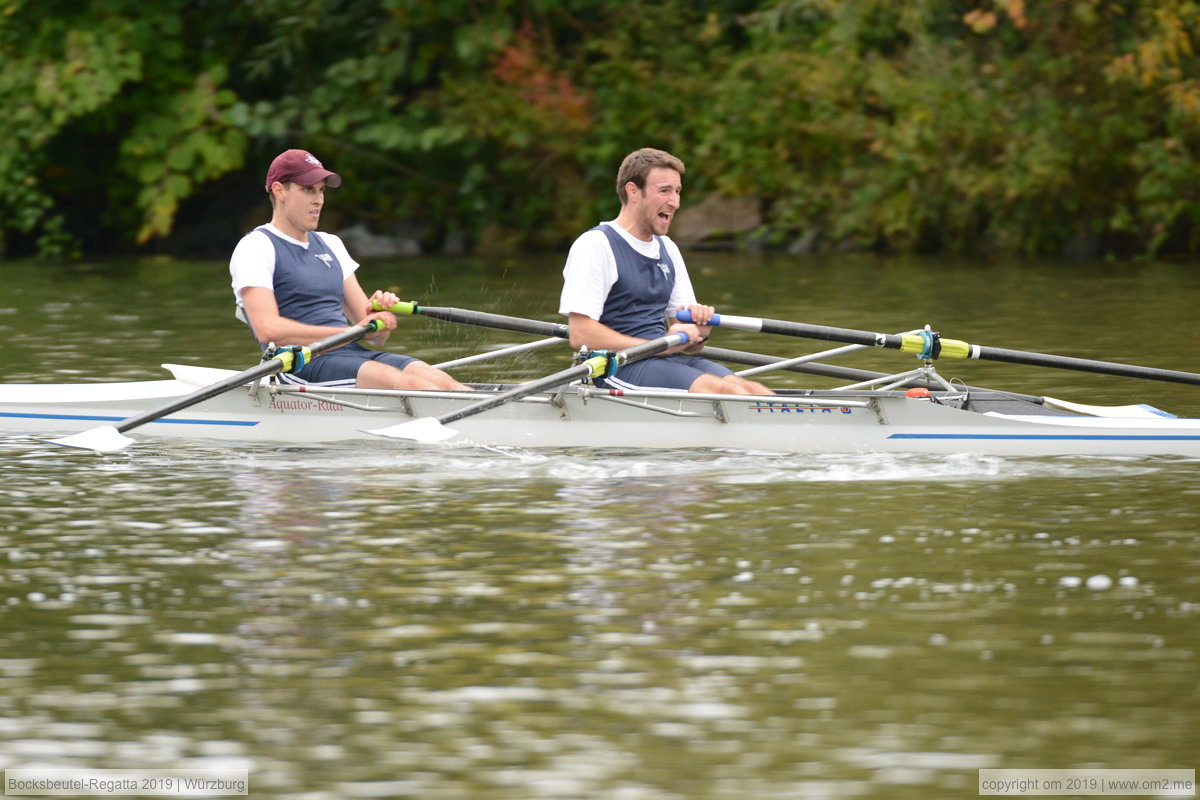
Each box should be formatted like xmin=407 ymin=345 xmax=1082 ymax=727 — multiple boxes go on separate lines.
xmin=379 ymin=299 xmax=418 ymax=316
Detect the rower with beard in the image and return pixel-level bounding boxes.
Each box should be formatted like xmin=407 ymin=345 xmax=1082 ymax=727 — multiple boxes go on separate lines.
xmin=558 ymin=147 xmax=773 ymax=395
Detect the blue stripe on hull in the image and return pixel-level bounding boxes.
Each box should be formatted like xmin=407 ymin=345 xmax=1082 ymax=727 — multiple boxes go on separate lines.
xmin=890 ymin=433 xmax=1200 ymax=441
xmin=0 ymin=412 xmax=258 ymax=428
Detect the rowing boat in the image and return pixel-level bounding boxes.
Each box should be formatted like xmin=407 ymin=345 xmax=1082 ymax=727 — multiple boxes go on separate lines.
xmin=3 ymin=362 xmax=1199 ymax=457
xmin=7 ymin=304 xmax=1200 ymax=457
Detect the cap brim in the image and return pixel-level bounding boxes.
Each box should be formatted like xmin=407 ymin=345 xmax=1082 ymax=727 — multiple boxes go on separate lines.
xmin=291 ymin=168 xmax=342 ymax=188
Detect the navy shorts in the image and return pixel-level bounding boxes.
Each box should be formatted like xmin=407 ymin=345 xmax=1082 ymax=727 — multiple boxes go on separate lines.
xmin=283 ymin=343 xmax=420 ymax=386
xmin=597 ymin=354 xmax=733 ymax=392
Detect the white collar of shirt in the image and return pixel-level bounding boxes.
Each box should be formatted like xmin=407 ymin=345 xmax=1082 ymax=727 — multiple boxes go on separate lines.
xmin=603 ymin=220 xmax=662 ymax=257
xmin=262 ymin=223 xmax=313 ymax=249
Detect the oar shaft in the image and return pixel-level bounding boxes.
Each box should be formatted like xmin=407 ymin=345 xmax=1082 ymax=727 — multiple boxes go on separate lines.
xmin=435 ymin=364 xmax=592 ymax=426
xmin=702 ymin=346 xmax=1044 ymax=402
xmin=113 ymin=322 xmax=380 ymax=433
xmin=677 ymin=310 xmax=906 ymax=348
xmin=389 ymin=303 xmax=914 ymax=388
xmin=382 ymin=302 xmax=569 ymax=339
xmin=434 ymin=337 xmax=564 ymax=370
xmin=701 ymin=346 xmax=891 ymax=382
xmin=433 ymin=332 xmax=689 ymax=426
xmin=968 ymin=344 xmax=1200 ymax=385
xmin=679 ymin=310 xmax=1200 ymax=387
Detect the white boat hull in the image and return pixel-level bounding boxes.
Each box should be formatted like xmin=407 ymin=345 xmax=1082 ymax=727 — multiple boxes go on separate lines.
xmin=3 ymin=365 xmax=1199 ymax=457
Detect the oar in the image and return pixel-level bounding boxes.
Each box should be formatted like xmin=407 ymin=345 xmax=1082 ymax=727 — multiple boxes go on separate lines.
xmin=378 ymin=300 xmax=569 ymax=339
xmin=701 ymin=345 xmax=900 ymax=382
xmin=380 ymin=302 xmax=1050 ymax=397
xmin=676 ymin=310 xmax=1200 ymax=387
xmin=366 ymin=331 xmax=690 ymax=443
xmin=703 ymin=345 xmax=1045 ymax=402
xmin=381 ymin=301 xmax=957 ymax=389
xmin=46 ymin=321 xmax=384 ymax=453
xmin=433 ymin=337 xmax=564 ymax=370
xmin=383 ymin=301 xmax=906 ymax=385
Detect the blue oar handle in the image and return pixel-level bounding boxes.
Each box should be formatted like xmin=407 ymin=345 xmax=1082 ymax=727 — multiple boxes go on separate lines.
xmin=673 ymin=309 xmax=721 ymax=326
xmin=673 ymin=309 xmax=765 ymax=331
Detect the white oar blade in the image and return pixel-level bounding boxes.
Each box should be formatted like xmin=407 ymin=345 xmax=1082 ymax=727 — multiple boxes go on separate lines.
xmin=43 ymin=425 xmax=137 ymax=453
xmin=365 ymin=417 xmax=460 ymax=443
xmin=1043 ymin=396 xmax=1176 ymax=419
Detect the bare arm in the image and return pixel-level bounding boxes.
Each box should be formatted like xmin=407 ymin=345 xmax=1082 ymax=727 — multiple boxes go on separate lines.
xmin=341 ymin=275 xmax=396 ymax=346
xmin=241 ymin=287 xmax=343 ymax=346
xmin=240 ymin=279 xmax=397 ymax=348
xmin=567 ymin=313 xmax=643 ymax=351
xmin=568 ymin=312 xmax=701 ymax=355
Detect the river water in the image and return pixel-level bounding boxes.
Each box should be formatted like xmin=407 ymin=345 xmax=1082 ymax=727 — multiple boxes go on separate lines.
xmin=1 ymin=253 xmax=1198 ymax=799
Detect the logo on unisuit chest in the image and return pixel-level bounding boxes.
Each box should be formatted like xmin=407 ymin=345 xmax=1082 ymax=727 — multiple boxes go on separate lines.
xmin=749 ymin=402 xmax=853 ymax=415
xmin=268 ymin=397 xmax=344 ymax=413
xmin=314 ymin=253 xmax=334 ymax=268
xmin=656 ymin=262 xmax=670 ymax=277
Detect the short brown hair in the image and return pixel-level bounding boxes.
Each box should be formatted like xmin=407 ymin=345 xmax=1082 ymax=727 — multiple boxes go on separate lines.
xmin=616 ymin=148 xmax=686 ymax=205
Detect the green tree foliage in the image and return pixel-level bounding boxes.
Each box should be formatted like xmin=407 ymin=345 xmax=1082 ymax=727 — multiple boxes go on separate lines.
xmin=0 ymin=0 xmax=251 ymax=256
xmin=717 ymin=0 xmax=1200 ymax=257
xmin=0 ymin=3 xmax=139 ymax=256
xmin=1 ymin=0 xmax=1197 ymax=259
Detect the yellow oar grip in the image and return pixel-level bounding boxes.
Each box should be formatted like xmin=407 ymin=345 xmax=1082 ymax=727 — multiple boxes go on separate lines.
xmin=899 ymin=333 xmax=929 ymax=356
xmin=584 ymin=355 xmax=609 ymax=379
xmin=371 ymin=299 xmax=418 ymax=315
xmin=937 ymin=338 xmax=972 ymax=359
xmin=898 ymin=333 xmax=972 ymax=360
xmin=273 ymin=346 xmax=313 ymax=372
xmin=388 ymin=300 xmax=417 ymax=315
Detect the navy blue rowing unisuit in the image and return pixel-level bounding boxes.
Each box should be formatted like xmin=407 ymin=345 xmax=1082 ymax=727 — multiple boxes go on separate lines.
xmin=252 ymin=228 xmax=417 ymax=385
xmin=591 ymin=225 xmax=732 ymax=392
xmin=595 ymin=224 xmax=675 ymax=340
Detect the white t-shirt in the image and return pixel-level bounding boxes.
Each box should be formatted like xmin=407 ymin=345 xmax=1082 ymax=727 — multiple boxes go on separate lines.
xmin=228 ymin=224 xmax=359 ymax=310
xmin=558 ymin=221 xmax=696 ymax=320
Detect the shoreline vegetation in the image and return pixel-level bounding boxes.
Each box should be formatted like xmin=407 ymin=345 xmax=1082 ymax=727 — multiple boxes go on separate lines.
xmin=2 ymin=1 xmax=1198 ymax=262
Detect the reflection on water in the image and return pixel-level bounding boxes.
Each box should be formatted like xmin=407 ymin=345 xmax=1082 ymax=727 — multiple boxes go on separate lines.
xmin=2 ymin=435 xmax=1198 ymax=799
xmin=2 ymin=256 xmax=1199 ymax=798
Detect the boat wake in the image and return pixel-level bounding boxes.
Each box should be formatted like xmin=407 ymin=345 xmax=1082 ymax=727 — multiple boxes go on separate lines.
xmin=233 ymin=440 xmax=1174 ymax=485
xmin=13 ymin=432 xmax=1176 ymax=487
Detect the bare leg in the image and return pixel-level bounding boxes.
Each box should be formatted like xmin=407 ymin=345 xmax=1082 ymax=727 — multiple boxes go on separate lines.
xmin=355 ymin=360 xmax=473 ymax=391
xmin=688 ymin=373 xmax=774 ymax=395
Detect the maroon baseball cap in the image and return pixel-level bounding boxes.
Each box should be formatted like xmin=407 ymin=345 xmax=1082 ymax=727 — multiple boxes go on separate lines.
xmin=264 ymin=149 xmax=342 ymax=192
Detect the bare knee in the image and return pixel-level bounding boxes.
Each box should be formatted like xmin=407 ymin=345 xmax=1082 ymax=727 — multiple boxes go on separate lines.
xmin=731 ymin=376 xmax=774 ymax=395
xmin=688 ymin=374 xmax=726 ymax=394
xmin=405 ymin=362 xmax=472 ymax=391
xmin=356 ymin=361 xmax=470 ymax=391
xmin=688 ymin=374 xmax=773 ymax=395
xmin=355 ymin=361 xmax=420 ymax=389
